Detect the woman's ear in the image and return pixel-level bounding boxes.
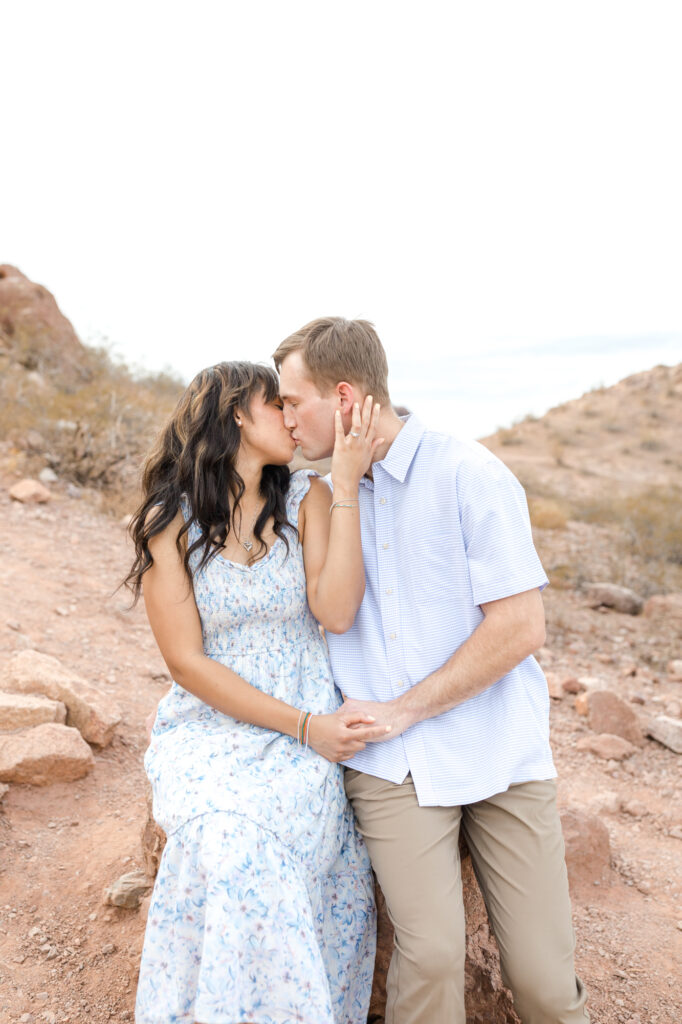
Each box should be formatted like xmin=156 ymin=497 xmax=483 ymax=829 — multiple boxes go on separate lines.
xmin=234 ymin=406 xmax=243 ymax=427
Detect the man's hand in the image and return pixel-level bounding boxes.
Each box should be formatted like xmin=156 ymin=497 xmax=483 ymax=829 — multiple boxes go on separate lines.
xmin=308 ymin=710 xmax=392 ymax=762
xmin=340 ymin=696 xmax=417 ymax=742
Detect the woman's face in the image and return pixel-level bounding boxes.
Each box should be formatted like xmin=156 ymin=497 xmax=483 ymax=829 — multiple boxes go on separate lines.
xmin=238 ymin=388 xmax=297 ymax=465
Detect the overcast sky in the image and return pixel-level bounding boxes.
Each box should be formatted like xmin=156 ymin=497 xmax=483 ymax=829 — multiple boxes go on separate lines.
xmin=3 ymin=1 xmax=681 ymax=434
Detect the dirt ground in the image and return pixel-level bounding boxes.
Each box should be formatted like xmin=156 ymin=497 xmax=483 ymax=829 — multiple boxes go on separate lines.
xmin=0 ymin=485 xmax=681 ymax=1024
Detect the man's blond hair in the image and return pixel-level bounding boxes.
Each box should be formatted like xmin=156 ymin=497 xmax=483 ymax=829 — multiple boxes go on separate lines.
xmin=273 ymin=317 xmax=390 ymax=403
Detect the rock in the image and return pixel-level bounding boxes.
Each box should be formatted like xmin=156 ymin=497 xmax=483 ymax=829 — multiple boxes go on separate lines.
xmin=561 ymin=676 xmax=582 ymax=695
xmin=9 ymin=479 xmax=52 ymax=504
xmin=0 ymin=265 xmax=86 ymax=380
xmin=666 ymin=700 xmax=681 ymax=718
xmin=103 ymin=870 xmax=152 ymax=910
xmin=0 ymin=723 xmax=94 ymax=785
xmin=1 ymin=650 xmax=121 ymax=746
xmin=643 ymin=593 xmax=682 ymax=623
xmin=668 ymin=826 xmax=682 ymax=840
xmin=101 ymin=942 xmax=116 ymax=955
xmin=647 ymin=716 xmax=682 ymax=754
xmin=0 ymin=781 xmax=9 ymax=801
xmin=142 ymin=786 xmax=166 ymax=878
xmin=619 ymin=658 xmax=638 ymax=677
xmin=38 ymin=467 xmax=58 ymax=485
xmin=581 ymin=690 xmax=643 ymax=745
xmin=586 ymin=583 xmax=644 ymax=616
xmin=560 ymin=809 xmax=611 ymax=888
xmin=7 ymin=620 xmax=21 ymax=632
xmin=667 ymin=660 xmax=682 ymax=681
xmin=576 ymin=733 xmax=637 ymax=760
xmin=621 ymin=800 xmax=649 ymax=818
xmin=577 ymin=675 xmax=604 ymax=693
xmin=0 ymin=692 xmax=67 ymax=731
xmin=24 ymin=429 xmax=46 ymax=452
xmin=545 ymin=671 xmax=564 ymax=700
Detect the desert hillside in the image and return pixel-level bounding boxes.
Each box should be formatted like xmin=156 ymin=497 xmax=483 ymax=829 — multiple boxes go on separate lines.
xmin=0 ymin=269 xmax=681 ymax=1024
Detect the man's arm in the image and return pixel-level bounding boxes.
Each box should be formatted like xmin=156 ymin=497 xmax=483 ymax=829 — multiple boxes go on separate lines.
xmin=343 ymin=587 xmax=546 ymax=737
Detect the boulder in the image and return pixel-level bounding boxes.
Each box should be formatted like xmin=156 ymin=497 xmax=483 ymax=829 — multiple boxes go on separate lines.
xmin=586 ymin=583 xmax=644 ymax=616
xmin=647 ymin=716 xmax=682 ymax=754
xmin=577 ymin=690 xmax=643 ymax=745
xmin=103 ymin=870 xmax=153 ymax=910
xmin=0 ymin=265 xmax=86 ymax=380
xmin=0 ymin=692 xmax=66 ymax=731
xmin=1 ymin=650 xmax=121 ymax=747
xmin=643 ymin=594 xmax=682 ymax=623
xmin=575 ymin=733 xmax=637 ymax=761
xmin=9 ymin=479 xmax=52 ymax=504
xmin=0 ymin=723 xmax=94 ymax=785
xmin=560 ymin=809 xmax=611 ymax=888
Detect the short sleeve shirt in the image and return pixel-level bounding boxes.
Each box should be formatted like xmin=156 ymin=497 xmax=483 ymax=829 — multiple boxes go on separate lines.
xmin=325 ymin=415 xmax=556 ymax=807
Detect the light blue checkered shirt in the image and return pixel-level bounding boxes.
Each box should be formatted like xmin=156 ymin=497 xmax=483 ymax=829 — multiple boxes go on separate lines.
xmin=325 ymin=414 xmax=556 ymax=807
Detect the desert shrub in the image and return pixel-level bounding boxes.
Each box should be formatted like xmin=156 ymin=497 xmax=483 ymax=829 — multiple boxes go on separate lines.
xmin=0 ymin=342 xmax=183 ymax=512
xmin=528 ymin=497 xmax=568 ymax=530
xmin=578 ymin=487 xmax=682 ymax=566
xmin=496 ymin=426 xmax=523 ymax=446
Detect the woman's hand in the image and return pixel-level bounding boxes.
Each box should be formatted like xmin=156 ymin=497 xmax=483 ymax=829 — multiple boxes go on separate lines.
xmin=306 ymin=709 xmax=392 ymax=763
xmin=330 ymin=395 xmax=383 ymax=496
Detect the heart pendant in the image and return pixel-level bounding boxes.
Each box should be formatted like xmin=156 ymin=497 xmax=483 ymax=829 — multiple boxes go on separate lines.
xmin=242 ymin=539 xmax=253 ymax=552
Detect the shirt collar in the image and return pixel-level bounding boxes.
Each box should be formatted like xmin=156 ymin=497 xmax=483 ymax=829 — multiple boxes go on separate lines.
xmin=362 ymin=413 xmax=426 ymax=486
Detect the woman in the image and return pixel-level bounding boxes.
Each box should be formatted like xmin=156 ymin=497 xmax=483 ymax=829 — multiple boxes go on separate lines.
xmin=125 ymin=362 xmax=387 ymax=1024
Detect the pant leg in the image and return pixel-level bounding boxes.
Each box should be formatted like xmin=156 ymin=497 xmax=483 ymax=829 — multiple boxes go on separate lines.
xmin=462 ymin=779 xmax=590 ymax=1024
xmin=344 ymin=769 xmax=466 ymax=1024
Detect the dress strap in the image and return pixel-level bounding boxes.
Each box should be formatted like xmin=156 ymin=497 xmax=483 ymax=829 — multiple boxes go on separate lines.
xmin=286 ymin=469 xmax=319 ymax=528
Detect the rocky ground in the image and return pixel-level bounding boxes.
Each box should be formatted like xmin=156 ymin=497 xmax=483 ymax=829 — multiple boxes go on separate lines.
xmin=0 ymin=475 xmax=681 ymax=1024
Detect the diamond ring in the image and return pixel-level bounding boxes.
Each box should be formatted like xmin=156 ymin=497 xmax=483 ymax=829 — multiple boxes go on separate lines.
xmin=350 ymin=431 xmax=361 ymax=438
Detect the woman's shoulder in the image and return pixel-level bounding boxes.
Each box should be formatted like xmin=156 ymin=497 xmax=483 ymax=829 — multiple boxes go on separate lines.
xmin=287 ymin=468 xmax=320 ymax=504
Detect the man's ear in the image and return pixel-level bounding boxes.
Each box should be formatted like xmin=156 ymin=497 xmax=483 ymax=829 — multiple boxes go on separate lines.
xmin=336 ymin=381 xmax=355 ymax=414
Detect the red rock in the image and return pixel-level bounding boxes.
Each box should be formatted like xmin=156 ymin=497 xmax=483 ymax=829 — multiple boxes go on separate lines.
xmin=586 ymin=583 xmax=644 ymax=615
xmin=576 ymin=733 xmax=637 ymax=760
xmin=545 ymin=671 xmax=564 ymax=700
xmin=103 ymin=870 xmax=152 ymax=910
xmin=1 ymin=650 xmax=121 ymax=747
xmin=0 ymin=692 xmax=66 ymax=731
xmin=643 ymin=594 xmax=682 ymax=623
xmin=647 ymin=716 xmax=682 ymax=754
xmin=0 ymin=265 xmax=85 ymax=381
xmin=584 ymin=690 xmax=643 ymax=745
xmin=561 ymin=676 xmax=582 ymax=695
xmin=560 ymin=809 xmax=611 ymax=888
xmin=0 ymin=723 xmax=94 ymax=785
xmin=574 ymin=693 xmax=589 ymax=716
xmin=9 ymin=479 xmax=52 ymax=504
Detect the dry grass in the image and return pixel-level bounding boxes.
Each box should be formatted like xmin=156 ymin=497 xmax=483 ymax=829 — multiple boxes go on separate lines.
xmin=0 ymin=342 xmax=183 ymax=515
xmin=528 ymin=497 xmax=569 ymax=530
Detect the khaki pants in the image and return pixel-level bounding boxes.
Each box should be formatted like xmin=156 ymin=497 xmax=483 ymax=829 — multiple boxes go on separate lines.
xmin=345 ymin=771 xmax=589 ymax=1024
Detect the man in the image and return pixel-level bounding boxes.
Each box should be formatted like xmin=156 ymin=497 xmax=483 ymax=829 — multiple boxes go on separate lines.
xmin=274 ymin=317 xmax=589 ymax=1024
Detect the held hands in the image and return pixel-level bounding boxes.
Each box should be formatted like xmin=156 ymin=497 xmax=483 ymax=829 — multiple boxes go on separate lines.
xmin=307 ymin=709 xmax=391 ymax=763
xmin=330 ymin=395 xmax=384 ymax=496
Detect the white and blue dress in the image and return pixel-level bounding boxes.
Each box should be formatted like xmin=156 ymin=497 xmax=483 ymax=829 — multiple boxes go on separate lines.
xmin=135 ymin=470 xmax=376 ymax=1024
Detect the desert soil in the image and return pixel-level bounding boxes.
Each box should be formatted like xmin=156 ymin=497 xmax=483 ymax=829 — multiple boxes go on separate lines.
xmin=0 ymin=483 xmax=681 ymax=1024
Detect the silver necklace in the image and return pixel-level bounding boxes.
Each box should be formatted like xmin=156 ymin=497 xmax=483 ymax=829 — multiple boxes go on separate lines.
xmin=236 ymin=504 xmax=261 ymax=552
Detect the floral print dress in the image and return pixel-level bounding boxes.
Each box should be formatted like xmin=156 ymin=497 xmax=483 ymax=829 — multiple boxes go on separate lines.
xmin=135 ymin=470 xmax=376 ymax=1024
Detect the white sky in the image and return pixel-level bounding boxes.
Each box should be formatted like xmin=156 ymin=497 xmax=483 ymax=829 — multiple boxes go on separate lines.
xmin=2 ymin=1 xmax=681 ymax=434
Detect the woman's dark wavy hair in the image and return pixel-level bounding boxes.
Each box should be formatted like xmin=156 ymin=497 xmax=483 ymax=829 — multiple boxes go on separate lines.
xmin=124 ymin=361 xmax=294 ymax=603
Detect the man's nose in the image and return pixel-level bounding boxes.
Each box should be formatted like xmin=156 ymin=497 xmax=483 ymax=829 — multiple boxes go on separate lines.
xmin=283 ymin=408 xmax=295 ymax=430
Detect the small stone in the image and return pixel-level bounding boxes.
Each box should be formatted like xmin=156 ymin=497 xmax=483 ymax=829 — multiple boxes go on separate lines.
xmin=88 ymin=912 xmax=97 ymax=921
xmin=9 ymin=479 xmax=52 ymax=504
xmin=576 ymin=734 xmax=637 ymax=761
xmin=20 ymin=1015 xmax=34 ymax=1023
xmin=545 ymin=671 xmax=564 ymax=700
xmin=636 ymin=881 xmax=651 ymax=894
xmin=36 ymin=993 xmax=49 ymax=1001
xmin=38 ymin=467 xmax=58 ymax=485
xmin=630 ymin=693 xmax=646 ymax=705
xmin=621 ymin=800 xmax=649 ymax=818
xmin=668 ymin=826 xmax=682 ymax=840
xmin=103 ymin=869 xmax=152 ymax=910
xmin=101 ymin=942 xmax=116 ymax=955
xmin=665 ymin=700 xmax=681 ymax=718
xmin=561 ymin=676 xmax=582 ymax=695
xmin=677 ymin=921 xmax=682 ymax=931
xmin=667 ymin=659 xmax=682 ymax=681
xmin=586 ymin=583 xmax=644 ymax=615
xmin=54 ymin=607 xmax=69 ymax=617
xmin=66 ymin=483 xmax=82 ymax=499
xmin=7 ymin=620 xmax=21 ymax=632
xmin=14 ymin=953 xmax=26 ymax=963
xmin=647 ymin=715 xmax=682 ymax=754
xmin=584 ymin=690 xmax=643 ymax=745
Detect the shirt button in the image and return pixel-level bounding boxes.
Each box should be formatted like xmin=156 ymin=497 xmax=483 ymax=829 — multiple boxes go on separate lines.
xmin=389 ymin=632 xmax=397 ymax=640
xmin=379 ymin=497 xmax=387 ymax=505
xmin=382 ymin=542 xmax=389 ymax=550
xmin=385 ymin=587 xmax=393 ymax=595
xmin=397 ymin=679 xmax=405 ymax=688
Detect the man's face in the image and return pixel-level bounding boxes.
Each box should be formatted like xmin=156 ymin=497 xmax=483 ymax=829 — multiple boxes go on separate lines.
xmin=278 ymin=351 xmax=338 ymax=461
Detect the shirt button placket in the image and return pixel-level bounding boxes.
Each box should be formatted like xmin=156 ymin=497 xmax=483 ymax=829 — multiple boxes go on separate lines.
xmin=376 ymin=485 xmax=403 ymax=697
